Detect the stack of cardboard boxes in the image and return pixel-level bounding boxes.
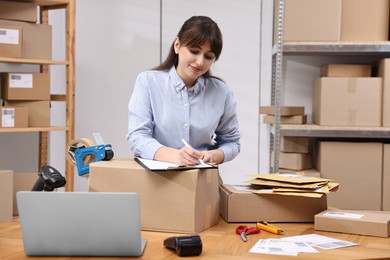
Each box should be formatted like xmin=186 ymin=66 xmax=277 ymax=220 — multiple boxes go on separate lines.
xmin=277 ymin=0 xmax=390 ymax=237
xmin=0 ymin=1 xmax=52 ymax=128
xmin=0 ymin=1 xmax=53 ymax=223
xmin=260 ymin=106 xmax=314 ymax=174
xmin=313 ymin=63 xmax=388 ymax=211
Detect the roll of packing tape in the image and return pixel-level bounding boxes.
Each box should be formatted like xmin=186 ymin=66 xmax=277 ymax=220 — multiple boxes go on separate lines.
xmin=66 ymin=138 xmax=96 ymax=165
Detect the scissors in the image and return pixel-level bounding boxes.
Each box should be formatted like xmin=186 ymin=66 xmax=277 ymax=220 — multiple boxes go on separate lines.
xmin=235 ymin=225 xmax=260 ymax=242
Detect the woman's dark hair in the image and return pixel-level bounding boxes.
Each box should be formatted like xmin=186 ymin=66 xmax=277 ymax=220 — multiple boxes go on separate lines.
xmin=153 ymin=16 xmax=223 ymax=79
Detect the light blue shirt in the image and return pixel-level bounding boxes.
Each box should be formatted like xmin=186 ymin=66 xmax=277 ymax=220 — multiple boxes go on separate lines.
xmin=127 ymin=66 xmax=241 ymax=163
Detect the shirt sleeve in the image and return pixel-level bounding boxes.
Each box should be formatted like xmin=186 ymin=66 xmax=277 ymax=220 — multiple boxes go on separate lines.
xmin=126 ymin=73 xmax=163 ymax=159
xmin=214 ymin=85 xmax=241 ymax=163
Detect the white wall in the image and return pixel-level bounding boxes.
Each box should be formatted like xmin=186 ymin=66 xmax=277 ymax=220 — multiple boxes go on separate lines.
xmin=0 ymin=0 xmax=274 ymax=190
xmin=73 ymin=0 xmax=275 ymax=190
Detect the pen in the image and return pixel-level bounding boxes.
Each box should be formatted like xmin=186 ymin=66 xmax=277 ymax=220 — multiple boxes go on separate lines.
xmin=256 ymin=221 xmax=283 ymax=235
xmin=181 ymin=138 xmax=205 ymax=164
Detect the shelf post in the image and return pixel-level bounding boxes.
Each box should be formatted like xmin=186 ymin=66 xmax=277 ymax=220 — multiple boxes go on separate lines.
xmin=272 ymin=0 xmax=285 ymax=173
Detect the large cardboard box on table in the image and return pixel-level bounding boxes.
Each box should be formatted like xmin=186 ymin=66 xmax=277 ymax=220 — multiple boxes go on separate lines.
xmin=1 ymin=73 xmax=50 ymax=100
xmin=0 ymin=169 xmax=13 ymax=223
xmin=0 ymin=1 xmax=37 ymax=23
xmin=219 ymin=184 xmax=327 ymax=223
xmin=316 ymin=141 xmax=383 ymax=210
xmin=89 ymin=159 xmax=220 ymax=234
xmin=313 ymin=77 xmax=382 ymax=126
xmin=315 ymin=209 xmax=390 ymax=237
xmin=0 ymin=19 xmax=51 ymax=60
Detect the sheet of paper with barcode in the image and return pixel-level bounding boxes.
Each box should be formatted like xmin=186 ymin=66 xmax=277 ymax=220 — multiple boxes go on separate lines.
xmin=0 ymin=28 xmax=19 ymax=44
xmin=249 ymin=238 xmax=318 ymax=256
xmin=1 ymin=108 xmax=15 ymax=127
xmin=282 ymin=234 xmax=358 ymax=250
xmin=9 ymin=74 xmax=33 ymax=88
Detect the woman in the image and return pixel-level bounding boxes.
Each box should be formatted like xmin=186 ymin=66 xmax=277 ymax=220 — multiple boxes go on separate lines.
xmin=127 ymin=16 xmax=240 ymax=166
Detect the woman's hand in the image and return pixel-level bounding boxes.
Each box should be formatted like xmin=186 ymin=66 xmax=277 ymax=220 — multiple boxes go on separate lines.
xmin=200 ymin=149 xmax=224 ymax=164
xmin=154 ymin=146 xmax=202 ymax=166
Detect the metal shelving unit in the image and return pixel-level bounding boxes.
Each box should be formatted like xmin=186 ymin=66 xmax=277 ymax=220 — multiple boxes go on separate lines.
xmin=270 ymin=0 xmax=285 ymax=173
xmin=269 ymin=1 xmax=390 ymax=172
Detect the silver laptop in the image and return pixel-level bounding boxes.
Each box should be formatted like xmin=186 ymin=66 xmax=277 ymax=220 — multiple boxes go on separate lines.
xmin=17 ymin=191 xmax=147 ymax=256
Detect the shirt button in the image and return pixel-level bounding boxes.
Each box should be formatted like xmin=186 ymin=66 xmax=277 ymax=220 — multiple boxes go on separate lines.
xmin=184 ymin=123 xmax=188 ymax=128
xmin=184 ymin=103 xmax=188 ymax=108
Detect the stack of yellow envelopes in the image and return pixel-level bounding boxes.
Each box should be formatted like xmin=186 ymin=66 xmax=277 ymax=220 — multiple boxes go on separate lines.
xmin=247 ymin=173 xmax=339 ymax=198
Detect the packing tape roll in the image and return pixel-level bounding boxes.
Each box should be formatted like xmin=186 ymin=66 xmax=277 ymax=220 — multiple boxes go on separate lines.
xmin=66 ymin=138 xmax=96 ymax=165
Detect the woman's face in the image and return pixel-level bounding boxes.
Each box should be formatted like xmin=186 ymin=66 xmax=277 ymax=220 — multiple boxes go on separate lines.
xmin=174 ymin=38 xmax=216 ymax=87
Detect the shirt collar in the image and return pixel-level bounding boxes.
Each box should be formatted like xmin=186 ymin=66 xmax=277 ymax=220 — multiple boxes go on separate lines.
xmin=169 ymin=66 xmax=205 ymax=94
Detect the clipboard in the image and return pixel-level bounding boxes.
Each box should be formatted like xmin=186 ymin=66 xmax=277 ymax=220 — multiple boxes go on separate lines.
xmin=135 ymin=157 xmax=217 ymax=171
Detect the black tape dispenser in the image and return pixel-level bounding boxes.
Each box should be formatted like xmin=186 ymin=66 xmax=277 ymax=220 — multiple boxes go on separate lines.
xmin=163 ymin=235 xmax=202 ymax=256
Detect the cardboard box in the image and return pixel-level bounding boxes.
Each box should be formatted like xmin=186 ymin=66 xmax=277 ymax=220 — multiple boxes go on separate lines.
xmin=279 ymin=0 xmax=342 ymax=42
xmin=0 ymin=19 xmax=51 ymax=60
xmin=275 ymin=151 xmax=312 ymax=171
xmin=0 ymin=106 xmax=28 ymax=128
xmin=383 ymin=144 xmax=390 ymax=211
xmin=315 ymin=210 xmax=390 ymax=237
xmin=5 ymin=100 xmax=50 ymax=127
xmin=219 ymin=184 xmax=327 ymax=222
xmin=88 ymin=159 xmax=220 ymax=234
xmin=280 ymin=136 xmax=310 ymax=153
xmin=313 ymin=77 xmax=382 ymax=126
xmin=1 ymin=73 xmax=50 ymax=100
xmin=0 ymin=169 xmax=13 ymax=223
xmin=377 ymin=59 xmax=390 ymax=127
xmin=263 ymin=115 xmax=306 ymax=125
xmin=0 ymin=1 xmax=37 ymax=23
xmin=316 ymin=141 xmax=382 ymax=210
xmin=321 ymin=64 xmax=372 ymax=77
xmin=0 ymin=25 xmax=22 ymax=58
xmin=341 ymin=0 xmax=389 ymax=41
xmin=260 ymin=106 xmax=304 ymax=116
xmin=13 ymin=173 xmax=38 ymax=216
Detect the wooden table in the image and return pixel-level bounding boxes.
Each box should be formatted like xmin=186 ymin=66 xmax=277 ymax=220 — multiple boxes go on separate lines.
xmin=1 ymin=217 xmax=390 ymax=259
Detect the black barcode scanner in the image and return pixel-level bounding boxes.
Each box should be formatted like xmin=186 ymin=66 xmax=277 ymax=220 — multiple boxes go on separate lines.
xmin=163 ymin=235 xmax=202 ymax=256
xmin=31 ymin=165 xmax=66 ymax=191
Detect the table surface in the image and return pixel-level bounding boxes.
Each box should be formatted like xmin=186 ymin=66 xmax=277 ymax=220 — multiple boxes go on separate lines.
xmin=1 ymin=217 xmax=390 ymax=259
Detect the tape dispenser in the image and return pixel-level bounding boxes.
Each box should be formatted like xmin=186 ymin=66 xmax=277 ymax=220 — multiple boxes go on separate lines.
xmin=67 ymin=133 xmax=114 ymax=176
